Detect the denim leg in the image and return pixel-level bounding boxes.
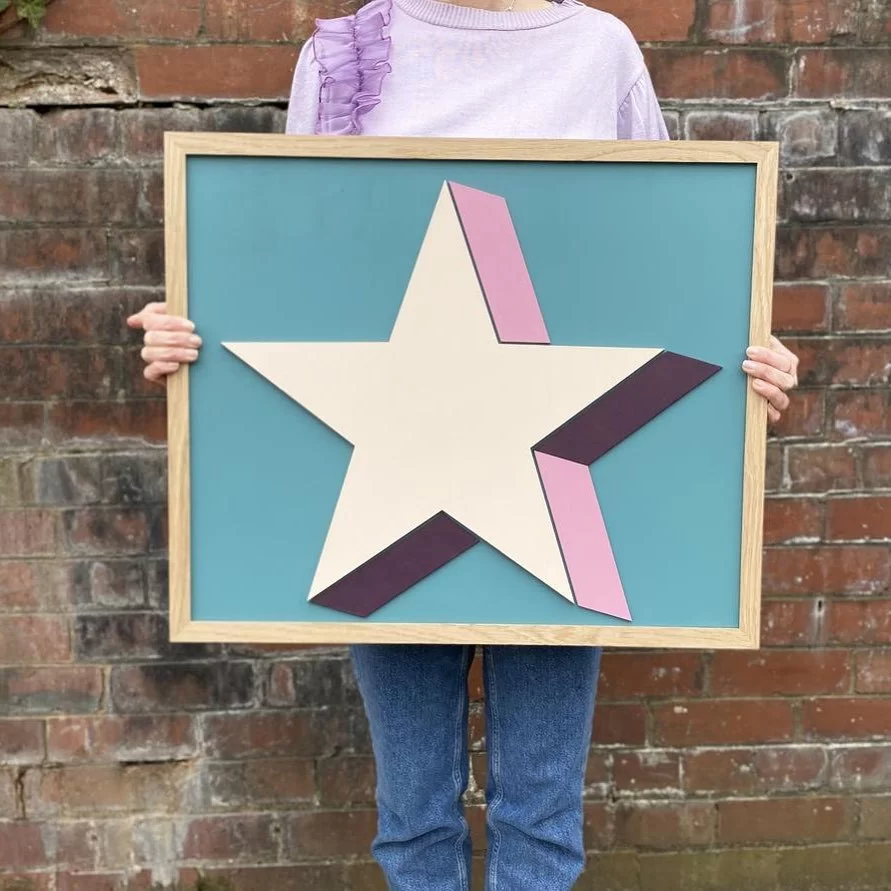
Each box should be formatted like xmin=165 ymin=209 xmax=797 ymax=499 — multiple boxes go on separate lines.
xmin=350 ymin=644 xmax=474 ymax=891
xmin=483 ymin=645 xmax=602 ymax=891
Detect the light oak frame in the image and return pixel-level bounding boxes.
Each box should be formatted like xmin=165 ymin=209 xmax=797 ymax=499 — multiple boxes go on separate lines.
xmin=165 ymin=133 xmax=778 ymax=649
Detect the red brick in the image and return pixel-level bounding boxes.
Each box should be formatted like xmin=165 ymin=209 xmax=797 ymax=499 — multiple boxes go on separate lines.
xmin=786 ymin=445 xmax=858 ymax=493
xmin=802 ymin=697 xmax=891 ymax=739
xmin=582 ymin=802 xmax=614 ymax=848
xmin=753 ymin=745 xmax=829 ymax=792
xmin=763 ymin=546 xmax=891 ymax=595
xmin=765 ymin=109 xmax=839 ymax=171
xmin=0 ymin=615 xmax=71 ymax=664
xmin=795 ymin=48 xmax=891 ymax=98
xmin=615 ymin=801 xmax=715 ymax=849
xmin=118 ymin=107 xmax=203 ymax=160
xmin=203 ymin=711 xmax=354 ymax=759
xmin=592 ymin=703 xmax=647 ymax=746
xmin=771 ymin=389 xmax=824 ymax=438
xmin=683 ymin=110 xmax=758 ymax=140
xmin=0 ymin=228 xmax=109 ymax=281
xmin=25 ymin=762 xmax=191 ymax=818
xmin=585 ymin=748 xmax=611 ymax=791
xmin=1 ymin=287 xmax=152 ymax=346
xmin=55 ymin=873 xmax=136 ymax=891
xmin=784 ymin=169 xmax=891 ymax=225
xmin=831 ymin=391 xmax=891 ymax=439
xmin=0 ymin=562 xmax=39 ymax=611
xmin=177 ymin=866 xmax=345 ymax=891
xmin=318 ymin=756 xmax=376 ymax=807
xmin=831 ymin=341 xmax=891 ymax=387
xmin=683 ymin=749 xmax=759 ymax=795
xmin=286 ymin=809 xmax=378 ymax=857
xmin=652 ymin=700 xmax=795 ymax=746
xmin=63 ymin=508 xmax=150 ymax=556
xmin=765 ymin=443 xmax=783 ymax=492
xmin=0 ymin=108 xmax=37 ymax=165
xmin=591 ymin=0 xmax=695 ymax=40
xmin=684 ymin=746 xmax=827 ymax=795
xmin=718 ymin=797 xmax=852 ymax=844
xmin=0 ymin=666 xmax=104 ymax=715
xmin=836 ymin=283 xmax=891 ymax=332
xmin=205 ymin=757 xmax=316 ymax=808
xmin=136 ymin=45 xmax=298 ymax=101
xmin=710 ymin=650 xmax=850 ymax=696
xmin=776 ymin=227 xmax=891 ymax=280
xmin=645 ymin=48 xmax=787 ymax=100
xmin=55 ymin=818 xmax=132 ymax=871
xmin=827 ymin=600 xmax=891 ymax=645
xmin=0 ymin=719 xmax=45 ymax=763
xmin=0 ymin=403 xmax=44 ymax=451
xmin=46 ymin=402 xmax=166 ymax=448
xmin=705 ymin=0 xmax=860 ymax=44
xmin=763 ymin=498 xmax=823 ymax=544
xmin=180 ymin=814 xmax=280 ymax=861
xmin=469 ymin=707 xmax=485 ymax=751
xmin=785 ymin=339 xmax=891 ymax=389
xmin=772 ymin=283 xmax=829 ymax=333
xmin=827 ymin=496 xmax=891 ymax=541
xmin=0 ymin=874 xmax=51 ymax=891
xmin=110 ymin=662 xmax=255 ymax=713
xmin=42 ymin=0 xmax=201 ymax=39
xmin=613 ymin=751 xmax=680 ymax=794
xmin=0 ymin=510 xmax=59 ymax=558
xmin=46 ymin=714 xmax=197 ymax=762
xmin=0 ymin=769 xmax=17 ymax=818
xmin=860 ymin=797 xmax=891 ymax=839
xmin=598 ymin=652 xmax=704 ymax=700
xmin=0 ymin=171 xmax=139 ymax=225
xmin=831 ymin=745 xmax=891 ymax=790
xmin=112 ymin=229 xmax=164 ymax=285
xmin=761 ymin=599 xmax=822 ymax=647
xmin=855 ymin=651 xmax=891 ymax=694
xmin=864 ymin=446 xmax=891 ymax=488
xmin=205 ymin=0 xmax=324 ymax=41
xmin=1 ymin=347 xmax=121 ymax=401
xmin=0 ymin=821 xmax=49 ymax=868
xmin=34 ymin=109 xmax=118 ymax=165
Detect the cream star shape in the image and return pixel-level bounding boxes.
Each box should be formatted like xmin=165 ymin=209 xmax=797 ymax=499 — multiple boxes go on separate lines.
xmin=225 ymin=182 xmax=718 ymax=619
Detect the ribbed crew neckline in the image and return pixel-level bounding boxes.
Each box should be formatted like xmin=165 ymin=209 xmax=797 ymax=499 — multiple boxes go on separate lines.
xmin=395 ymin=0 xmax=585 ymax=30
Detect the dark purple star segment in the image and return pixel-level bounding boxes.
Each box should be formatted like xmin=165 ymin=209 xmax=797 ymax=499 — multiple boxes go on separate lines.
xmin=311 ymin=512 xmax=479 ymax=618
xmin=534 ymin=352 xmax=722 ymax=464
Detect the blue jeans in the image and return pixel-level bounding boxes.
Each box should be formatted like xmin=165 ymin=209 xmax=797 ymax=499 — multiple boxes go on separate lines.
xmin=350 ymin=644 xmax=602 ymax=890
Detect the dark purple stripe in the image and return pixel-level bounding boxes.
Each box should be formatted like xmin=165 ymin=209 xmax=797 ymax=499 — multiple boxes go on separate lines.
xmin=309 ymin=512 xmax=479 ymax=618
xmin=534 ymin=351 xmax=722 ymax=465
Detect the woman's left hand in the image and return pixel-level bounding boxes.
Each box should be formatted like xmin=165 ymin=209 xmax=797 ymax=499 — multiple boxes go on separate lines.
xmin=742 ymin=335 xmax=799 ymax=425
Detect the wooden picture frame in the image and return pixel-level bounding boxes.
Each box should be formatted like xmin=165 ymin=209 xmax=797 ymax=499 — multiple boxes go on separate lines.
xmin=165 ymin=134 xmax=778 ymax=648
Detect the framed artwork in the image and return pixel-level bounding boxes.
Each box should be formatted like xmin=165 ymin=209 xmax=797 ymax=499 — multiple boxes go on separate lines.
xmin=165 ymin=134 xmax=777 ymax=648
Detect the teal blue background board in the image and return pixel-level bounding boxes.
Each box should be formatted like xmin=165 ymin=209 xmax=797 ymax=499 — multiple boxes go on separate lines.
xmin=185 ymin=155 xmax=756 ymax=629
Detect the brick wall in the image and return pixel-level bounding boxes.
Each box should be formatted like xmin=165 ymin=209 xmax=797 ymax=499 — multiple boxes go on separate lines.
xmin=0 ymin=0 xmax=889 ymax=888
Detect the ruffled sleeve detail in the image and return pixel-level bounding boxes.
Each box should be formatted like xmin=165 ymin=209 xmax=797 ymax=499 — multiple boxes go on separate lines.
xmin=313 ymin=0 xmax=393 ymax=136
xmin=617 ymin=67 xmax=669 ymax=141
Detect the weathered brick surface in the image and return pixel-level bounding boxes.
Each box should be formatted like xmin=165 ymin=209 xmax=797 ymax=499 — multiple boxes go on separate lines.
xmin=1 ymin=0 xmax=890 ymax=887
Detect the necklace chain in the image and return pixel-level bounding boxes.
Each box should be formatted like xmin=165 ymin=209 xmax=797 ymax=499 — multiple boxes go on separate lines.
xmin=502 ymin=0 xmax=516 ymax=11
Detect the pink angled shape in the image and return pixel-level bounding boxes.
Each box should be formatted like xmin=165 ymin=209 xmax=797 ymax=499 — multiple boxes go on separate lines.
xmin=534 ymin=451 xmax=632 ymax=621
xmin=448 ymin=182 xmax=551 ymax=345
xmin=449 ymin=180 xmax=632 ymax=621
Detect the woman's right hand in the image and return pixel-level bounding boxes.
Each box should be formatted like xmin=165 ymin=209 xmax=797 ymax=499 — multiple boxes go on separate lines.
xmin=127 ymin=301 xmax=203 ymax=383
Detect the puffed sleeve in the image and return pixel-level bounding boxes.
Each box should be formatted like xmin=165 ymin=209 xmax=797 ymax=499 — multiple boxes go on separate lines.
xmin=617 ymin=66 xmax=669 ymax=141
xmin=285 ymin=40 xmax=321 ymax=136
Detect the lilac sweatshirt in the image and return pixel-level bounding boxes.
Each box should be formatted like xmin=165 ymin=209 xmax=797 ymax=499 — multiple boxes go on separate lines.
xmin=284 ymin=0 xmax=669 ymax=141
